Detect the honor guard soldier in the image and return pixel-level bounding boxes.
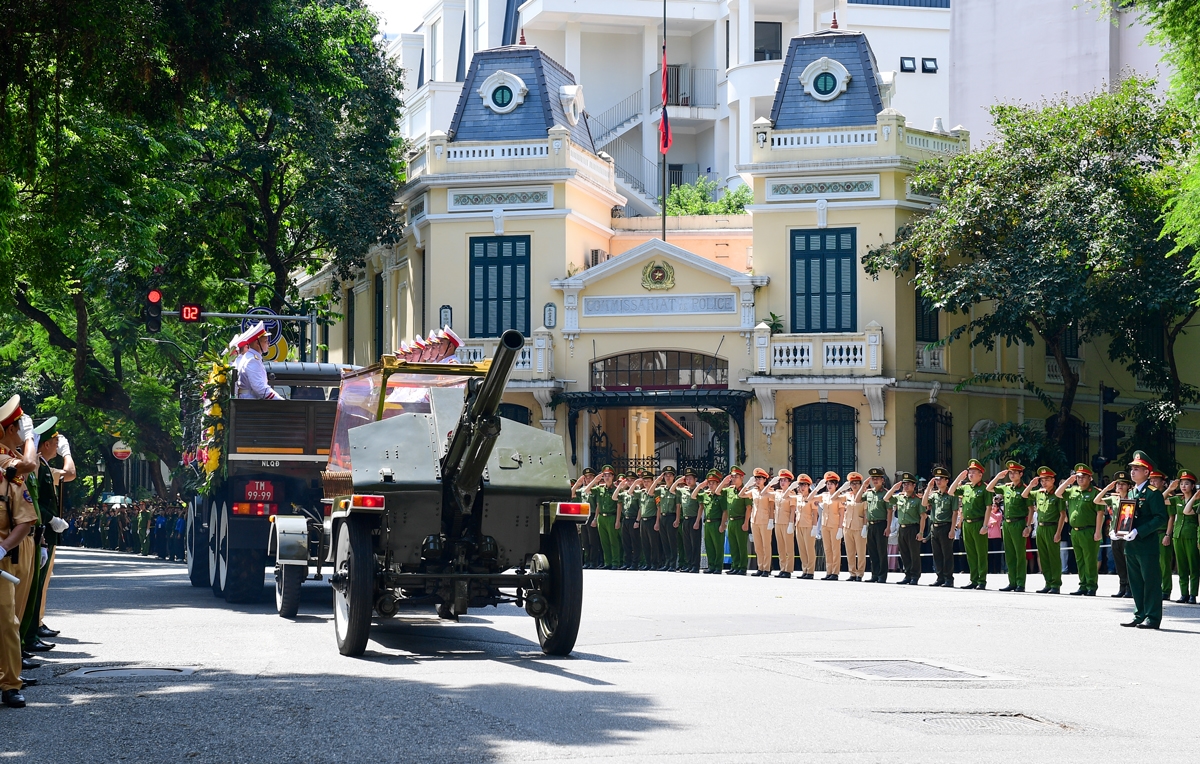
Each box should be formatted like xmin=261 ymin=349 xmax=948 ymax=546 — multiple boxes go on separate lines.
xmin=0 ymin=395 xmax=39 ymax=707
xmin=1163 ymin=470 xmax=1199 ymax=603
xmin=1023 ymin=466 xmax=1067 ymax=594
xmin=676 ymin=468 xmax=702 ymax=572
xmin=1148 ymin=469 xmax=1173 ymax=600
xmin=987 ymin=460 xmax=1032 ymax=592
xmin=1055 ymin=464 xmax=1102 ymax=596
xmin=1096 ymin=471 xmax=1134 ymax=598
xmin=693 ymin=470 xmax=727 ymax=574
xmin=722 ymin=467 xmax=749 ymax=575
xmin=951 ymin=460 xmax=990 ymax=589
xmin=886 ymin=473 xmax=925 ymax=585
xmin=1120 ymin=451 xmax=1169 ymax=629
xmin=572 ymin=468 xmax=598 ymax=568
xmin=840 ymin=473 xmax=868 ymax=581
xmin=587 ymin=466 xmax=621 ymax=569
xmin=857 ymin=468 xmax=892 ymax=582
xmin=771 ymin=470 xmax=798 ymax=578
xmin=741 ymin=469 xmax=774 ymax=576
xmin=654 ymin=466 xmax=679 ymax=571
xmin=923 ymin=467 xmax=956 ymax=587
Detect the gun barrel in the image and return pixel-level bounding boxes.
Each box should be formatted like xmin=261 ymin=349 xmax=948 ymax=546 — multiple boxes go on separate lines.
xmin=470 ymin=329 xmax=525 ymax=421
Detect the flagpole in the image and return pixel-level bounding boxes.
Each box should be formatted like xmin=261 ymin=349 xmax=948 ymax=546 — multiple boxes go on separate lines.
xmin=661 ymin=0 xmax=667 ymax=243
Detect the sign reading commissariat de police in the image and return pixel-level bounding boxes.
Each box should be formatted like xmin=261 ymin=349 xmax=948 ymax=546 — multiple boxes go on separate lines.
xmin=582 ymin=293 xmax=737 ymax=317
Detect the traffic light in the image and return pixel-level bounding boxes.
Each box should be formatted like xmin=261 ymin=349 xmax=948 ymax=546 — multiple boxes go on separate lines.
xmin=1101 ymin=383 xmax=1119 ymax=406
xmin=145 ymin=288 xmax=163 ymax=333
xmin=1102 ymin=410 xmax=1124 ymax=461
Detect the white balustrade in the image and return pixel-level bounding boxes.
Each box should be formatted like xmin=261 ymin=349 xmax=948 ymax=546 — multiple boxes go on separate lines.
xmin=1044 ymin=356 xmax=1083 ymax=385
xmin=772 ymin=129 xmax=877 ymax=149
xmin=772 ymin=341 xmax=813 ymax=370
xmin=824 ymin=341 xmax=866 ymax=368
xmin=446 ymin=143 xmax=549 ymax=161
xmin=760 ymin=326 xmax=883 ymax=376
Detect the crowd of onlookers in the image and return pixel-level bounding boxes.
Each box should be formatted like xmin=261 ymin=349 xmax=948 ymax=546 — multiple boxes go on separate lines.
xmin=62 ymin=501 xmax=187 ymax=561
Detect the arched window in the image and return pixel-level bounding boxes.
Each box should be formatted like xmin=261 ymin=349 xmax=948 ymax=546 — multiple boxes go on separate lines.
xmin=916 ymin=403 xmax=953 ymax=480
xmin=791 ymin=403 xmax=857 ymax=479
xmin=590 ymin=351 xmax=728 ymax=391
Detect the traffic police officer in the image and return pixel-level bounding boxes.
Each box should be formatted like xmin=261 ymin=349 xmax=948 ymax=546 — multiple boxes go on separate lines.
xmin=771 ymin=470 xmax=797 ymax=578
xmin=0 ymin=395 xmax=38 ymax=708
xmin=1023 ymin=466 xmax=1067 ymax=594
xmin=987 ymin=460 xmax=1032 ymax=592
xmin=1121 ymin=451 xmax=1169 ymax=629
xmin=923 ymin=467 xmax=956 ymax=587
xmin=950 ymin=459 xmax=990 ymax=589
xmin=794 ymin=474 xmax=818 ymax=579
xmin=817 ymin=472 xmax=845 ymax=580
xmin=1055 ymin=464 xmax=1102 ymax=596
xmin=741 ymin=468 xmax=774 ymax=576
xmin=840 ymin=473 xmax=867 ymax=581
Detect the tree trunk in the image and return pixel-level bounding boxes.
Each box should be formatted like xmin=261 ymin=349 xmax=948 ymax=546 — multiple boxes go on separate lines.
xmin=1044 ymin=334 xmax=1079 ymax=448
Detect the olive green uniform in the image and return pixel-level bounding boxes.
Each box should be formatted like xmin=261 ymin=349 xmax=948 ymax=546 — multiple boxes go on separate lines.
xmin=994 ymin=483 xmax=1031 ymax=588
xmin=956 ymin=483 xmax=990 ymax=586
xmin=1125 ymin=482 xmax=1168 ymax=626
xmin=699 ymin=487 xmax=725 ymax=573
xmin=620 ymin=489 xmax=641 ymax=568
xmin=1063 ymin=485 xmax=1101 ymax=593
xmin=1160 ymin=506 xmax=1176 ymax=599
xmin=678 ymin=487 xmax=701 ymax=571
xmin=723 ymin=486 xmax=749 ymax=574
xmin=863 ymin=489 xmax=891 ymax=581
xmin=1169 ymin=495 xmax=1199 ymax=598
xmin=1030 ymin=489 xmax=1066 ymax=589
xmin=637 ymin=487 xmax=660 ymax=569
xmin=892 ymin=494 xmax=925 ymax=583
xmin=927 ymin=491 xmax=956 ymax=584
xmin=592 ymin=485 xmax=621 ymax=568
xmin=655 ymin=486 xmax=679 ymax=571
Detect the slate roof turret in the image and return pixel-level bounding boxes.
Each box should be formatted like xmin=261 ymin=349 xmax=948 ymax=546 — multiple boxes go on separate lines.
xmin=768 ymin=30 xmax=885 ymax=130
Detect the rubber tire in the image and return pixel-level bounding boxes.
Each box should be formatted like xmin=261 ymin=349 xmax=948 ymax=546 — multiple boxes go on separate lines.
xmin=225 ymin=547 xmax=268 ymax=603
xmin=275 ymin=565 xmax=304 ymax=618
xmin=333 ymin=517 xmax=374 ymax=656
xmin=187 ymin=499 xmax=210 ymax=587
xmin=536 ymin=521 xmax=584 ymax=656
xmin=209 ymin=500 xmax=226 ymax=598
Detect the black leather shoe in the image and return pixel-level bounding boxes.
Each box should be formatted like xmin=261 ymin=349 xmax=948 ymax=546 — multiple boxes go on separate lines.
xmin=36 ymin=625 xmax=59 ymax=638
xmin=1036 ymin=587 xmax=1051 ymax=594
xmin=19 ymin=677 xmax=36 ymax=688
xmin=1069 ymin=589 xmax=1086 ymax=596
xmin=909 ymin=580 xmax=920 ymax=586
xmin=1162 ymin=593 xmax=1171 ymax=602
xmin=24 ymin=640 xmax=54 ymax=653
xmin=1176 ymin=596 xmax=1189 ymax=604
xmin=1048 ymin=588 xmax=1060 ymax=594
xmin=1190 ymin=596 xmax=1197 ymax=604
xmin=977 ymin=584 xmax=986 ymax=590
xmin=896 ymin=578 xmax=911 ymax=585
xmin=21 ymin=658 xmax=41 ymax=671
xmin=1136 ymin=622 xmax=1161 ymax=630
xmin=1084 ymin=590 xmax=1096 ymax=596
xmin=775 ymin=571 xmax=790 ymax=578
xmin=21 ymin=651 xmax=31 ymax=660
xmin=1015 ymin=586 xmax=1025 ymax=592
xmin=960 ymin=583 xmax=977 ymax=590
xmin=1111 ymin=588 xmax=1127 ymax=598
xmin=1 ymin=689 xmax=25 ymax=708
xmin=1121 ymin=619 xmax=1142 ymax=627
xmin=999 ymin=585 xmax=1016 ymax=592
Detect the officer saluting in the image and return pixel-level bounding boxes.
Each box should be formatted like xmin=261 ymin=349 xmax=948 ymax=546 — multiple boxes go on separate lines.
xmin=0 ymin=395 xmax=39 ymax=708
xmin=1120 ymin=451 xmax=1169 ymax=629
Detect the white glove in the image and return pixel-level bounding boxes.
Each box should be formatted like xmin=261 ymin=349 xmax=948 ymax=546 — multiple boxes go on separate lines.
xmin=811 ymin=526 xmax=820 ymax=538
xmin=0 ymin=547 xmax=6 ymax=562
xmin=40 ymin=547 xmax=48 ymax=568
xmin=786 ymin=522 xmax=794 ymax=535
xmin=861 ymin=525 xmax=868 ymax=538
xmin=57 ymin=434 xmax=71 ymax=459
xmin=836 ymin=528 xmax=844 ymax=540
xmin=767 ymin=519 xmax=775 ymax=531
xmin=50 ymin=517 xmax=68 ymax=533
xmin=1109 ymin=530 xmax=1117 ymax=540
xmin=16 ymin=415 xmax=34 ymax=443
xmin=1125 ymin=528 xmax=1138 ymax=541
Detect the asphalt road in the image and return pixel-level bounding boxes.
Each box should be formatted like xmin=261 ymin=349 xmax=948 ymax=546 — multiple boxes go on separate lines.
xmin=11 ymin=547 xmax=1199 ymax=763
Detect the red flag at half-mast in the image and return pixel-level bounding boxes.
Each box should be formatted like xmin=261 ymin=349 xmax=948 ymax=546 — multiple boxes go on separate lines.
xmin=658 ymin=45 xmax=672 ymax=154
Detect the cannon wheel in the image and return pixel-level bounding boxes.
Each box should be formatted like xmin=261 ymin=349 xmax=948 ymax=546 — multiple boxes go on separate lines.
xmin=275 ymin=564 xmax=304 ymax=618
xmin=333 ymin=516 xmax=374 ymax=656
xmin=536 ymin=520 xmax=583 ymax=656
xmin=186 ymin=498 xmax=209 ymax=587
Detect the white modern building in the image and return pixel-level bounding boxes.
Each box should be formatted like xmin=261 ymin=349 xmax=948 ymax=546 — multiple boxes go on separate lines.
xmin=397 ymin=0 xmax=951 ymax=215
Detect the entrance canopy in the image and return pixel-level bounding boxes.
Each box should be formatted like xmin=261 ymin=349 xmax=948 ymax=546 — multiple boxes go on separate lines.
xmin=552 ymin=389 xmax=754 ymax=466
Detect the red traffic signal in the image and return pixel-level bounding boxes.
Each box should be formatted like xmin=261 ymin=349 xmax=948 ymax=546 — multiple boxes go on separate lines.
xmin=145 ymin=288 xmax=163 ymax=333
xmin=148 ymin=288 xmax=163 ymax=305
xmin=180 ymin=303 xmax=203 ymax=322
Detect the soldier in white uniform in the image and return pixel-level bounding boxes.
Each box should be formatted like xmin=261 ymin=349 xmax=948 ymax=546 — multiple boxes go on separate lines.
xmin=233 ymin=322 xmax=281 ymax=400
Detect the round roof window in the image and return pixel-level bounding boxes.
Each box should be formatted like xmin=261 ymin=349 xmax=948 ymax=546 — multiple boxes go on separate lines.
xmin=492 ymin=85 xmax=513 ymax=109
xmin=813 ymin=72 xmax=838 ymax=97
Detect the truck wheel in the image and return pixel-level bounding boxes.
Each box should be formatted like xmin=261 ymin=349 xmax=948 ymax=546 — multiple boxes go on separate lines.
xmin=225 ymin=549 xmax=268 ymax=603
xmin=536 ymin=521 xmax=584 ymax=656
xmin=333 ymin=517 xmax=374 ymax=656
xmin=209 ymin=500 xmax=226 ymax=598
xmin=187 ymin=499 xmax=210 ymax=587
xmin=275 ymin=565 xmax=304 ymax=618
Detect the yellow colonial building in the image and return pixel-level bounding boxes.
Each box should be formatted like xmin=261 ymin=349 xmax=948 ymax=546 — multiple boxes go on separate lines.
xmin=296 ymin=31 xmax=1200 ymax=479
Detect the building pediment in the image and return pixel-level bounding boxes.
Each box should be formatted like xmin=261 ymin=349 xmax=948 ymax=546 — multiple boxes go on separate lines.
xmin=551 ymin=238 xmax=766 ymax=292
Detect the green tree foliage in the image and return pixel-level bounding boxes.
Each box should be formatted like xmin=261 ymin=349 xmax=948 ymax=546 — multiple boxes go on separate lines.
xmin=663 ymin=177 xmax=752 ymax=216
xmin=0 ymin=0 xmax=402 ymax=498
xmin=864 ymin=79 xmax=1191 ymax=456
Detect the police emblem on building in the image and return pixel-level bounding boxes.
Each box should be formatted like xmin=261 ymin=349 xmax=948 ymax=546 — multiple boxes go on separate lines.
xmin=641 ymin=260 xmax=675 ymax=290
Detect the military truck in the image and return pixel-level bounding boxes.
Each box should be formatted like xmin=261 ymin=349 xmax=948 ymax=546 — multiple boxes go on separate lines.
xmin=185 ymin=362 xmax=352 ymax=610
xmin=319 ymin=330 xmax=585 ymax=656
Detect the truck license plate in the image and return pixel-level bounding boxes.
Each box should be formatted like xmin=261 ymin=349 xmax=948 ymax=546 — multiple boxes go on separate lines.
xmin=244 ymin=480 xmax=276 ymax=502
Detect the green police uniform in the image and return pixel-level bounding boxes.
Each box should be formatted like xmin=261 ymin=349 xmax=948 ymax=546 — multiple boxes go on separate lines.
xmin=1063 ymin=484 xmax=1102 ymax=594
xmin=1125 ymin=470 xmax=1168 ymax=626
xmin=956 ymin=482 xmax=990 ymax=587
xmin=1169 ymin=494 xmax=1199 ymax=599
xmin=863 ymin=486 xmax=891 ymax=582
xmin=620 ymin=487 xmax=641 ymax=569
xmin=892 ymin=490 xmax=924 ymax=583
xmin=723 ymin=484 xmax=749 ymax=574
xmin=654 ymin=483 xmax=679 ymax=571
xmin=592 ymin=483 xmax=621 ymax=568
xmin=677 ymin=484 xmax=701 ymax=571
xmin=637 ymin=486 xmax=660 ymax=569
xmin=994 ymin=482 xmax=1031 ymax=589
xmin=699 ymin=482 xmax=726 ymax=573
xmin=1029 ymin=486 xmax=1066 ymax=590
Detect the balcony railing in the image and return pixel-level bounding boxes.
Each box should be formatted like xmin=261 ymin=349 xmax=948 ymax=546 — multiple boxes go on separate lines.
xmin=753 ymin=323 xmax=884 ymax=377
xmin=916 ymin=345 xmax=946 ymax=373
xmin=1045 ymin=356 xmax=1083 ymax=385
xmin=650 ymin=67 xmax=719 ymax=109
xmin=457 ymin=330 xmax=554 ymax=380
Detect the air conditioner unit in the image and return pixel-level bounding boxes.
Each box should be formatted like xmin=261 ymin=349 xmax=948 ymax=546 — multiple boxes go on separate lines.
xmin=589 ymin=249 xmax=610 ymax=268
